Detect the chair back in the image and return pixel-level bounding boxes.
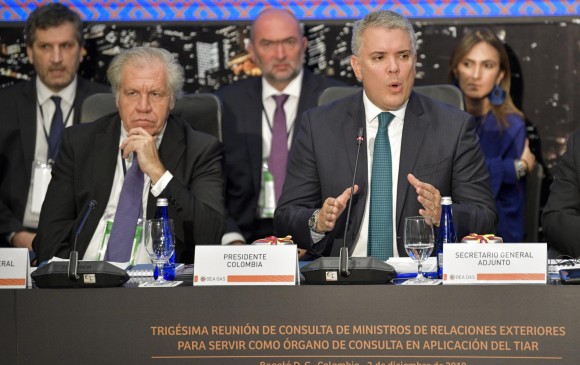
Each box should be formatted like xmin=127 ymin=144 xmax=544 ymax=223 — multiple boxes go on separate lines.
xmin=318 ymin=84 xmax=465 ymax=110
xmin=524 ymin=163 xmax=544 ymax=242
xmin=80 ymin=93 xmax=116 ymax=124
xmin=80 ymin=93 xmax=223 ymax=141
xmin=413 ymin=84 xmax=465 ymax=110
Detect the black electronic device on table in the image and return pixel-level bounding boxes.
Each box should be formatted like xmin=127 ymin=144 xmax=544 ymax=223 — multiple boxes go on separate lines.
xmin=559 ymin=268 xmax=580 ymax=285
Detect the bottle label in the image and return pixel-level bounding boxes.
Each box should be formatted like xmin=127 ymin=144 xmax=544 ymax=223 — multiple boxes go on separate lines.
xmin=259 ymin=166 xmax=276 ymax=218
xmin=96 ymin=216 xmax=142 ymax=266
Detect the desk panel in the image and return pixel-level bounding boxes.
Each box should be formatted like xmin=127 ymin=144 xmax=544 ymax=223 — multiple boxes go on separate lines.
xmin=0 ymin=291 xmax=16 ymax=365
xmin=12 ymin=285 xmax=580 ymax=365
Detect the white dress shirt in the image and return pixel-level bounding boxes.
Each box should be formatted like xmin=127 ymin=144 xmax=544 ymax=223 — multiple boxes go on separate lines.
xmin=221 ymin=69 xmax=304 ymax=245
xmin=351 ymin=91 xmax=408 ymax=258
xmin=22 ymin=77 xmax=77 ymax=229
xmin=311 ymin=91 xmax=409 ymax=258
xmin=83 ymin=123 xmax=173 ymax=264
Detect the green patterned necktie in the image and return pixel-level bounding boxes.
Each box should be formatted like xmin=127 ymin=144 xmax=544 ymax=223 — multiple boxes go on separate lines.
xmin=368 ymin=112 xmax=395 ymax=260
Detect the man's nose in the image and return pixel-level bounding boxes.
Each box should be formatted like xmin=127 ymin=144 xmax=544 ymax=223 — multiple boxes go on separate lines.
xmin=136 ymin=94 xmax=152 ymax=112
xmin=275 ymin=42 xmax=286 ymax=59
xmin=386 ymin=57 xmax=400 ymax=74
xmin=50 ymin=47 xmax=63 ymax=63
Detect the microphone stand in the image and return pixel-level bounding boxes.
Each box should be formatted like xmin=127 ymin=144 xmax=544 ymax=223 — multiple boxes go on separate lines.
xmin=68 ymin=200 xmax=97 ymax=280
xmin=339 ymin=128 xmax=364 ymax=278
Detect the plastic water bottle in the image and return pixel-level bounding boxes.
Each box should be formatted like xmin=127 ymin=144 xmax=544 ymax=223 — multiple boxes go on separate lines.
xmin=155 ymin=198 xmax=175 ymax=280
xmin=436 ymin=196 xmax=456 ymax=279
xmin=259 ymin=163 xmax=276 ymax=218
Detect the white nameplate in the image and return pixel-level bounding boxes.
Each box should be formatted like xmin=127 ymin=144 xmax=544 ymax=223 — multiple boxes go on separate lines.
xmin=193 ymin=245 xmax=298 ymax=286
xmin=443 ymin=243 xmax=547 ymax=284
xmin=0 ymin=248 xmax=30 ymax=289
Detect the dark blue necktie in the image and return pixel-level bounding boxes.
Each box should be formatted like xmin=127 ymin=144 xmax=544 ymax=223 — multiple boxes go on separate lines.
xmin=48 ymin=96 xmax=64 ymax=162
xmin=105 ymin=155 xmax=144 ymax=262
xmin=268 ymin=94 xmax=290 ymax=202
xmin=368 ymin=112 xmax=395 ymax=260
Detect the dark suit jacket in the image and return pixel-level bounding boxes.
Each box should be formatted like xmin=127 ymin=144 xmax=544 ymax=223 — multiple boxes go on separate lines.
xmin=216 ymin=68 xmax=346 ymax=243
xmin=275 ymin=90 xmax=497 ymax=257
xmin=32 ymin=114 xmax=226 ymax=264
xmin=0 ymin=77 xmax=109 ymax=245
xmin=543 ymin=130 xmax=580 ymax=258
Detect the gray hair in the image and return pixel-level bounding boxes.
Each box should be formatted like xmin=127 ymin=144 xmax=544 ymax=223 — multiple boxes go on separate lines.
xmin=351 ymin=10 xmax=417 ymax=57
xmin=107 ymin=46 xmax=184 ymax=102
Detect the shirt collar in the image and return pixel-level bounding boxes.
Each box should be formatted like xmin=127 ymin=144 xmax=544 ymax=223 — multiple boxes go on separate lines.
xmin=362 ymin=90 xmax=409 ymax=125
xmin=36 ymin=76 xmax=78 ymax=106
xmin=261 ymin=68 xmax=304 ymax=101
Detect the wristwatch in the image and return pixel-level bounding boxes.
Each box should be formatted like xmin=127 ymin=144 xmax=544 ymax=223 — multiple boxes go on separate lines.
xmin=309 ymin=209 xmax=321 ymax=233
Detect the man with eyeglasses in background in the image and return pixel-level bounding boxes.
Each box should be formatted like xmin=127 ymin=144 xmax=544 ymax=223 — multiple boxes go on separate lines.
xmin=216 ymin=8 xmax=346 ymax=247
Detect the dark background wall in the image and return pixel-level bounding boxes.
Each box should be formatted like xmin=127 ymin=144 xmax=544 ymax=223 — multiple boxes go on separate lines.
xmin=0 ymin=18 xmax=578 ymax=173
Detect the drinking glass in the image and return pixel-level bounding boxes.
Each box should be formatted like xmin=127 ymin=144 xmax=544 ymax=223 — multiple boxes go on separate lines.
xmin=404 ymin=216 xmax=435 ymax=284
xmin=143 ymin=219 xmax=175 ymax=286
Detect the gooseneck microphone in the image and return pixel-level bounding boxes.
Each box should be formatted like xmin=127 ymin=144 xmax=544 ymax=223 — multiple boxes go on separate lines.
xmin=339 ymin=128 xmax=365 ymax=277
xmin=32 ymin=197 xmax=129 ymax=288
xmin=68 ymin=200 xmax=97 ymax=280
xmin=300 ymin=126 xmax=396 ymax=284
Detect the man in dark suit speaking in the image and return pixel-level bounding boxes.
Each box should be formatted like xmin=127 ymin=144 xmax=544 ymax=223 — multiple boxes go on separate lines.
xmin=33 ymin=47 xmax=226 ymax=264
xmin=216 ymin=8 xmax=345 ymax=245
xmin=0 ymin=3 xmax=109 ymax=251
xmin=275 ymin=10 xmax=497 ymax=259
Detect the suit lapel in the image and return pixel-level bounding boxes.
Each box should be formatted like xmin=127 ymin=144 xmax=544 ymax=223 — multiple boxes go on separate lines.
xmin=150 ymin=115 xmax=186 ymax=217
xmin=72 ymin=78 xmax=91 ymax=125
xmin=19 ymin=81 xmax=38 ymax=174
xmin=294 ymin=69 xmax=317 ymax=144
xmin=244 ymin=80 xmax=264 ymax=196
xmin=343 ymin=92 xmax=368 ymax=240
xmin=92 ymin=116 xmax=121 ymax=218
xmin=397 ymin=92 xmax=428 ymax=226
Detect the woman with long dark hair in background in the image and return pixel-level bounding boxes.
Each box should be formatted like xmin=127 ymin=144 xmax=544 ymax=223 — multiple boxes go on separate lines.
xmin=449 ymin=28 xmax=535 ymax=242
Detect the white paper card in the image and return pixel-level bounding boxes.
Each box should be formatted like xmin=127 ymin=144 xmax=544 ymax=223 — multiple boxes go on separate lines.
xmin=443 ymin=243 xmax=547 ymax=284
xmin=194 ymin=245 xmax=297 ymax=286
xmin=0 ymin=248 xmax=29 ymax=289
xmin=31 ymin=161 xmax=52 ymax=214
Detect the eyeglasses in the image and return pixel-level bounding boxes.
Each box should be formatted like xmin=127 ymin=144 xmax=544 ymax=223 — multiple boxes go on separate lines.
xmin=258 ymin=37 xmax=299 ymax=51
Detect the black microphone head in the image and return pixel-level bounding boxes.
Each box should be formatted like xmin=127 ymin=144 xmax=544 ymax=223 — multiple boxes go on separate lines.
xmin=89 ymin=200 xmax=97 ymax=210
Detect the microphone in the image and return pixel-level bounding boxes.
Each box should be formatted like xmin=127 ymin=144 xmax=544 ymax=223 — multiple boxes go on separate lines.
xmin=68 ymin=200 xmax=97 ymax=280
xmin=339 ymin=127 xmax=364 ymax=277
xmin=301 ymin=127 xmax=396 ymax=284
xmin=31 ymin=199 xmax=130 ymax=288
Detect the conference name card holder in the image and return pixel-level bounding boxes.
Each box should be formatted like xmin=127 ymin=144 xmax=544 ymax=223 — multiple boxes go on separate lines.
xmin=193 ymin=245 xmax=299 ymax=286
xmin=0 ymin=248 xmax=30 ymax=289
xmin=443 ymin=243 xmax=547 ymax=284
xmin=31 ymin=160 xmax=52 ymax=215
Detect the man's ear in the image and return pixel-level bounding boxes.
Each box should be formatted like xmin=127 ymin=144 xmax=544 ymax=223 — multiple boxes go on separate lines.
xmin=247 ymin=41 xmax=255 ymax=62
xmin=26 ymin=46 xmax=34 ymax=65
xmin=351 ymin=55 xmax=362 ymax=82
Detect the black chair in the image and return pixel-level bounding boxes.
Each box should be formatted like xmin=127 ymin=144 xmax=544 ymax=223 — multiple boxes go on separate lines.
xmin=318 ymin=84 xmax=465 ymax=110
xmin=524 ymin=163 xmax=544 ymax=242
xmin=80 ymin=93 xmax=223 ymax=141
